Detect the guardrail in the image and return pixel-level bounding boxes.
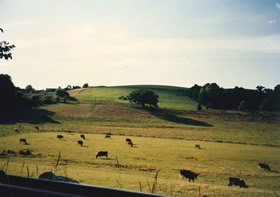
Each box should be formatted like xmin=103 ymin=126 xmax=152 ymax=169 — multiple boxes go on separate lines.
xmin=0 ymin=172 xmax=166 ymax=197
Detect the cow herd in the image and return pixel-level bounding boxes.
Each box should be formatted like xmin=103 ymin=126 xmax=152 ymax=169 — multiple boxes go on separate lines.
xmin=179 ymin=144 xmax=272 ymax=189
xmin=17 ymin=133 xmax=272 ymax=189
xmin=18 ymin=133 xmax=135 ymax=163
xmin=180 ymin=163 xmax=271 ymax=188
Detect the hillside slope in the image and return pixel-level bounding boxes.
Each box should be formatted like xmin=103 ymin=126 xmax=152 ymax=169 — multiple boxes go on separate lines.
xmin=1 ymin=85 xmax=279 ymax=146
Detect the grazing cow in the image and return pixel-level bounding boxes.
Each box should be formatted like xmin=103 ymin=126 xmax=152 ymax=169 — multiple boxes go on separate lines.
xmin=128 ymin=141 xmax=133 ymax=147
xmin=34 ymin=126 xmax=40 ymax=131
xmin=80 ymin=134 xmax=85 ymax=140
xmin=57 ymin=135 xmax=64 ymax=140
xmin=228 ymin=177 xmax=248 ymax=188
xmin=105 ymin=133 xmax=111 ymax=138
xmin=180 ymin=169 xmax=199 ymax=182
xmin=258 ymin=163 xmax=271 ymax=171
xmin=126 ymin=138 xmax=132 ymax=143
xmin=19 ymin=138 xmax=27 ymax=144
xmin=14 ymin=128 xmax=19 ymax=132
xmin=194 ymin=144 xmax=201 ymax=149
xmin=77 ymin=140 xmax=83 ymax=146
xmin=96 ymin=151 xmax=108 ymax=158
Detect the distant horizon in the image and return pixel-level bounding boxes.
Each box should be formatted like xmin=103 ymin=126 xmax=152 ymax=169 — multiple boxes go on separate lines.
xmin=1 ymin=0 xmax=280 ymax=90
xmin=12 ymin=81 xmax=279 ymax=91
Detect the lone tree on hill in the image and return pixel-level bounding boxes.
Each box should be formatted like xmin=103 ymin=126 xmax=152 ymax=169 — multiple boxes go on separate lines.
xmin=83 ymin=83 xmax=89 ymax=88
xmin=56 ymin=88 xmax=69 ymax=103
xmin=0 ymin=28 xmax=16 ymax=60
xmin=128 ymin=89 xmax=159 ymax=108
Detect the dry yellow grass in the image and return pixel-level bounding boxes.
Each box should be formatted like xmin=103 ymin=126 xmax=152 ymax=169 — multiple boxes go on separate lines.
xmin=0 ymin=132 xmax=279 ymax=196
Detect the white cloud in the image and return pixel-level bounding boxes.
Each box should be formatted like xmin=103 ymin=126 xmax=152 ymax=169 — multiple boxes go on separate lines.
xmin=267 ymin=20 xmax=277 ymax=24
xmin=276 ymin=2 xmax=280 ymax=9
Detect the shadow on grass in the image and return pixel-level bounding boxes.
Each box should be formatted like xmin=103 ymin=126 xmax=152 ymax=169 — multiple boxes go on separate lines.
xmin=149 ymin=108 xmax=212 ymax=127
xmin=0 ymin=108 xmax=60 ymax=124
xmin=67 ymin=96 xmax=78 ymax=102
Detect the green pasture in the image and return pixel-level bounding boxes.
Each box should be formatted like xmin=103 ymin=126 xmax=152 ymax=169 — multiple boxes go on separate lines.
xmin=0 ymin=86 xmax=280 ymax=196
xmin=0 ymin=132 xmax=279 ymax=196
xmin=73 ymin=86 xmax=197 ymax=110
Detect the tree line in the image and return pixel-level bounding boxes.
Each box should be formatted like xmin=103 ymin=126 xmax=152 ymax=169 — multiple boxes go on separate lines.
xmin=187 ymin=83 xmax=280 ymax=111
xmin=0 ymin=73 xmax=90 ymax=120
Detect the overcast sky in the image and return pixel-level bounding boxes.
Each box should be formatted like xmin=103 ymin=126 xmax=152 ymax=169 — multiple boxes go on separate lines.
xmin=1 ymin=0 xmax=280 ymax=90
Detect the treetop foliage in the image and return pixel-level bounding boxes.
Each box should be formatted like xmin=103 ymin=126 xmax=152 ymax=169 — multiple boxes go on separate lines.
xmin=56 ymin=88 xmax=70 ymax=103
xmin=128 ymin=89 xmax=159 ymax=108
xmin=0 ymin=28 xmax=15 ymax=60
xmin=187 ymin=83 xmax=280 ymax=111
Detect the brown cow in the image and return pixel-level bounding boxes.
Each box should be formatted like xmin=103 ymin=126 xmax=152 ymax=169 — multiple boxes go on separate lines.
xmin=19 ymin=138 xmax=28 ymax=144
xmin=193 ymin=144 xmax=201 ymax=149
xmin=105 ymin=133 xmax=111 ymax=138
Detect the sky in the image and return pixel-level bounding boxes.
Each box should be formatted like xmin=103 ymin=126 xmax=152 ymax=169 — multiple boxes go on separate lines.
xmin=1 ymin=0 xmax=280 ymax=90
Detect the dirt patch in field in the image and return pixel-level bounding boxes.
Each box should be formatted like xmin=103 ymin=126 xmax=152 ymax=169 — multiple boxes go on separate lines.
xmin=91 ymin=104 xmax=154 ymax=121
xmin=68 ymin=88 xmax=86 ymax=95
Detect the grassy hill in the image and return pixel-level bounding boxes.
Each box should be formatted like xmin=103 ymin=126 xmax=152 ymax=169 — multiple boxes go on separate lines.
xmin=0 ymin=85 xmax=280 ymax=196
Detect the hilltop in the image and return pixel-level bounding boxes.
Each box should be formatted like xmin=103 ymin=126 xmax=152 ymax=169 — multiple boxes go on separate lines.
xmin=1 ymin=85 xmax=279 ymax=146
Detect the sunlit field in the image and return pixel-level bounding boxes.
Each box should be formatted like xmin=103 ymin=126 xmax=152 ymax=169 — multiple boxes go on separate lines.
xmin=1 ymin=86 xmax=280 ymax=196
xmin=1 ymin=132 xmax=279 ymax=196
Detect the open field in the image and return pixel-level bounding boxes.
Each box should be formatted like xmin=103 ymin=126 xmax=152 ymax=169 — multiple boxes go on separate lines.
xmin=1 ymin=86 xmax=280 ymax=196
xmin=0 ymin=132 xmax=279 ymax=196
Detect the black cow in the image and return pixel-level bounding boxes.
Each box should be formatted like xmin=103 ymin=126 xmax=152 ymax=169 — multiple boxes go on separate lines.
xmin=105 ymin=133 xmax=111 ymax=138
xmin=19 ymin=138 xmax=27 ymax=144
xmin=80 ymin=134 xmax=85 ymax=140
xmin=57 ymin=135 xmax=64 ymax=140
xmin=228 ymin=177 xmax=248 ymax=188
xmin=77 ymin=140 xmax=83 ymax=146
xmin=126 ymin=138 xmax=132 ymax=143
xmin=96 ymin=151 xmax=108 ymax=158
xmin=258 ymin=163 xmax=271 ymax=171
xmin=34 ymin=126 xmax=40 ymax=131
xmin=180 ymin=169 xmax=199 ymax=182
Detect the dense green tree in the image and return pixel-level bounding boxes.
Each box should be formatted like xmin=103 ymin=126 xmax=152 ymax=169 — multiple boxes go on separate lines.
xmin=83 ymin=83 xmax=89 ymax=88
xmin=128 ymin=89 xmax=159 ymax=108
xmin=25 ymin=85 xmax=34 ymax=94
xmin=0 ymin=74 xmax=16 ymax=114
xmin=273 ymin=85 xmax=280 ymax=111
xmin=72 ymin=86 xmax=81 ymax=89
xmin=0 ymin=74 xmax=31 ymax=118
xmin=197 ymin=103 xmax=202 ymax=111
xmin=187 ymin=82 xmax=280 ymax=111
xmin=64 ymin=85 xmax=72 ymax=90
xmin=238 ymin=100 xmax=250 ymax=111
xmin=198 ymin=83 xmax=223 ymax=109
xmin=188 ymin=84 xmax=201 ymax=101
xmin=56 ymin=88 xmax=70 ymax=103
